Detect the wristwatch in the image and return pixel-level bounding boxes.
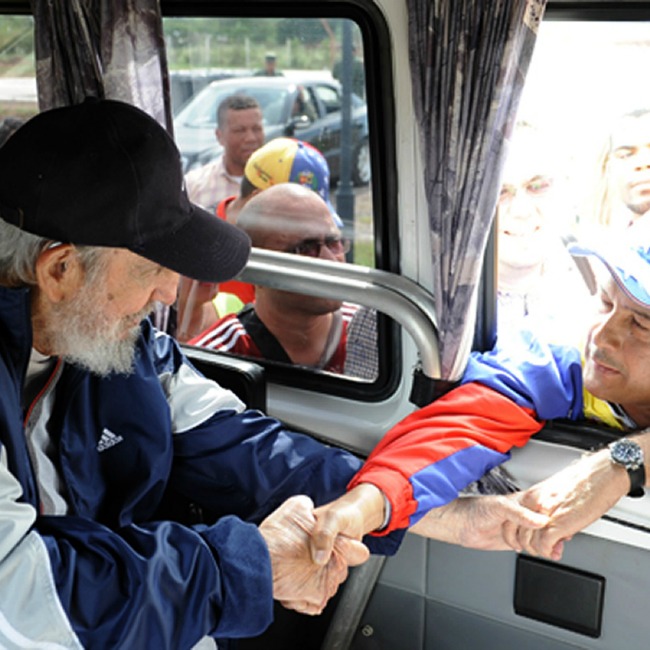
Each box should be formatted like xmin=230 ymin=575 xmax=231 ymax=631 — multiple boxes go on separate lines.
xmin=609 ymin=438 xmax=646 ymax=498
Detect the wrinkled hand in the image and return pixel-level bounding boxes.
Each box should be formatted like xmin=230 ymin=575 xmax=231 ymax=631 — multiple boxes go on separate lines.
xmin=503 ymin=450 xmax=629 ymax=561
xmin=311 ymin=484 xmax=387 ymax=567
xmin=409 ymin=494 xmax=549 ymax=550
xmin=259 ymin=495 xmax=370 ymax=616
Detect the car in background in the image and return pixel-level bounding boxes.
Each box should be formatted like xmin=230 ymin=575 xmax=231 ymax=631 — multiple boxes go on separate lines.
xmin=173 ymin=75 xmax=370 ymax=185
xmin=170 ymin=69 xmax=242 ymax=114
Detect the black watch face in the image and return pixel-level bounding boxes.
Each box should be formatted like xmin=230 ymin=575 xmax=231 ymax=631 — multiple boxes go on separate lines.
xmin=612 ymin=440 xmax=644 ymax=468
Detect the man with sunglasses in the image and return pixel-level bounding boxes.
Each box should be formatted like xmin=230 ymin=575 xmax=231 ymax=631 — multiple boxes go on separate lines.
xmin=177 ymin=137 xmax=342 ymax=342
xmin=190 ymin=183 xmax=357 ymax=374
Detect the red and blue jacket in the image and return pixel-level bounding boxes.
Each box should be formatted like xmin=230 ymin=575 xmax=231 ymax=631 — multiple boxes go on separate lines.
xmin=351 ymin=331 xmax=607 ymax=533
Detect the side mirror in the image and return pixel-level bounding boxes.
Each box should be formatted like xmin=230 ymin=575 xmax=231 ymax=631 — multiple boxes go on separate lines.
xmin=291 ymin=114 xmax=312 ymax=130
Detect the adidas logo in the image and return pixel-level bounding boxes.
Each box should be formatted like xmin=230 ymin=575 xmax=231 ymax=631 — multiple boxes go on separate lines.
xmin=97 ymin=428 xmax=124 ymax=453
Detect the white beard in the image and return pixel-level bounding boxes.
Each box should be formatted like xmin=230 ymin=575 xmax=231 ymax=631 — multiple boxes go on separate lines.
xmin=46 ymin=275 xmax=154 ymax=377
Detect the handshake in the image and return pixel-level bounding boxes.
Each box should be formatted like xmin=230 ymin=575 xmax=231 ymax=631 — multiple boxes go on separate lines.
xmin=257 ymin=481 xmax=550 ymax=616
xmin=261 ymin=450 xmax=621 ymax=618
xmin=259 ymin=483 xmax=387 ymax=616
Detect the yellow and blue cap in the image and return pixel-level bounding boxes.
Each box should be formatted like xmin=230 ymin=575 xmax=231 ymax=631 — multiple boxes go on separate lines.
xmin=244 ymin=137 xmax=343 ymax=227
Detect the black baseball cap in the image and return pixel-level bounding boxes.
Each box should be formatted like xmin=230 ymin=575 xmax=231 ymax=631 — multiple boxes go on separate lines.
xmin=0 ymin=98 xmax=251 ymax=283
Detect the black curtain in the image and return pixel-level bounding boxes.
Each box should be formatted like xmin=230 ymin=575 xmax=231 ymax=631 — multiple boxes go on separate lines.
xmin=31 ymin=0 xmax=174 ymax=331
xmin=31 ymin=0 xmax=172 ymax=132
xmin=407 ymin=0 xmax=547 ymax=378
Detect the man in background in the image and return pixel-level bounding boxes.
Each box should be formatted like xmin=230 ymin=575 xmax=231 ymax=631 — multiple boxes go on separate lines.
xmin=332 ymin=43 xmax=365 ymax=99
xmin=254 ymin=51 xmax=284 ymax=77
xmin=178 ymin=137 xmax=342 ymax=342
xmin=592 ymin=108 xmax=650 ymax=230
xmin=190 ymin=183 xmax=357 ymax=375
xmin=177 ymin=94 xmax=265 ymax=340
xmin=496 ymin=121 xmax=596 ymax=346
xmin=184 ymin=93 xmax=265 ymax=214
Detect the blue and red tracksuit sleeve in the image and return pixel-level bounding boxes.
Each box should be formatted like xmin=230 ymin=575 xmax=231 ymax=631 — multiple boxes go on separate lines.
xmin=349 ymin=332 xmax=585 ymax=533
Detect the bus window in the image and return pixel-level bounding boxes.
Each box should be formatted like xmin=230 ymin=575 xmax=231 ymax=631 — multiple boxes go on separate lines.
xmin=0 ymin=10 xmax=388 ymax=391
xmin=164 ymin=16 xmax=382 ymax=384
xmin=496 ymin=19 xmax=650 ymax=347
xmin=0 ymin=15 xmax=37 ymax=126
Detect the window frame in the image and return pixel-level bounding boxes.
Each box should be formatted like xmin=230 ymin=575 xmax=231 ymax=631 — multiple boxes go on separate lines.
xmin=162 ymin=0 xmax=404 ymax=402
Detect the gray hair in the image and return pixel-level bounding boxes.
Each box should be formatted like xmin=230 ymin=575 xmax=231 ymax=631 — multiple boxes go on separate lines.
xmin=0 ymin=218 xmax=107 ymax=287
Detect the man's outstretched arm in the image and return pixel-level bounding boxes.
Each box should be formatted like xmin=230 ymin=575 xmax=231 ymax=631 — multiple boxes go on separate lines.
xmin=503 ymin=430 xmax=650 ymax=561
xmin=347 ymin=382 xmax=545 ymax=533
xmin=310 ymin=484 xmax=549 ymax=563
xmin=409 ymin=493 xmax=549 ymax=549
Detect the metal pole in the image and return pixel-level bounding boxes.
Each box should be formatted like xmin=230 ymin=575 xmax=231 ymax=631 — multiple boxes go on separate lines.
xmin=336 ymin=21 xmax=355 ymax=261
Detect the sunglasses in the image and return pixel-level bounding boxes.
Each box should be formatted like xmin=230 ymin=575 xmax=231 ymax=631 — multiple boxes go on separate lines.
xmin=284 ymin=235 xmax=351 ymax=257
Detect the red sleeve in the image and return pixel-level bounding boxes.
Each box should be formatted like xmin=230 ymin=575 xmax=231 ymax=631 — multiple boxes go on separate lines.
xmin=348 ymin=382 xmax=544 ymax=533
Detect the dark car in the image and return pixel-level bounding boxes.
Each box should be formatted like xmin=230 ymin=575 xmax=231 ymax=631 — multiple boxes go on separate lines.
xmin=169 ymin=69 xmax=241 ymax=114
xmin=173 ymin=75 xmax=370 ymax=185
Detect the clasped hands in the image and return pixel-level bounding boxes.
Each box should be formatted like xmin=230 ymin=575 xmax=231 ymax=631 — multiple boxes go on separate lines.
xmin=417 ymin=449 xmax=630 ymax=561
xmin=258 ymin=494 xmax=370 ymax=616
xmin=499 ymin=448 xmax=630 ymax=561
xmin=258 ymin=484 xmax=390 ymax=616
xmin=259 ymin=483 xmax=552 ymax=617
xmin=260 ymin=452 xmax=630 ymax=617
xmin=410 ymin=450 xmax=631 ymax=561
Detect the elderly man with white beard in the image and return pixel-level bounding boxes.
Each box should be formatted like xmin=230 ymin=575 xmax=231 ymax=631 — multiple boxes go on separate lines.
xmin=0 ymin=98 xmax=551 ymax=650
xmin=0 ymin=98 xmax=380 ymax=650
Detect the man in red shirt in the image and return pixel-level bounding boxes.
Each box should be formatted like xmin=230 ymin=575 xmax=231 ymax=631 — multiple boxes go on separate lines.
xmin=190 ymin=183 xmax=357 ymax=374
xmin=179 ymin=137 xmax=343 ymax=342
